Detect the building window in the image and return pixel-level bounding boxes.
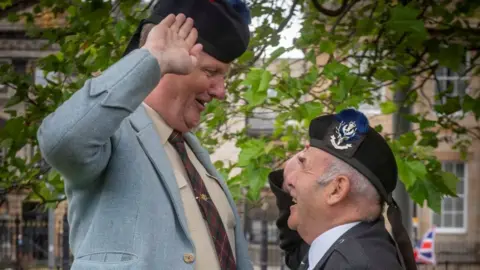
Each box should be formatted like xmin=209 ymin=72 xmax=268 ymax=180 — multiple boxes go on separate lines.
xmin=246 ymin=108 xmax=276 ymax=137
xmin=246 ymin=89 xmax=278 ymax=137
xmin=435 ymin=52 xmax=470 ymax=107
xmin=432 ymin=162 xmax=467 ymax=233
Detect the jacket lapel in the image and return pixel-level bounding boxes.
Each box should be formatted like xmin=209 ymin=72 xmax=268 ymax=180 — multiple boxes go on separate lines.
xmin=312 ymin=241 xmax=337 ymax=270
xmin=129 ymin=106 xmax=191 ymax=240
xmin=312 ymin=222 xmax=373 ymax=270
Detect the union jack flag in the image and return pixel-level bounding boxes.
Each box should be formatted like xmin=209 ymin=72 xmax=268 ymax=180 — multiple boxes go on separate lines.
xmin=414 ymin=227 xmax=436 ymax=265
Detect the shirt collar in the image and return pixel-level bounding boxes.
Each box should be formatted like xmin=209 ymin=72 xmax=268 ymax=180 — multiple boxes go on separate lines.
xmin=308 ymin=221 xmax=360 ymax=269
xmin=142 ymin=102 xmax=173 ymax=145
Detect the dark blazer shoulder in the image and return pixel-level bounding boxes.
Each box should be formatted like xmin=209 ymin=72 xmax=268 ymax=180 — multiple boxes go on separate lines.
xmin=319 ymin=219 xmax=404 ymax=270
xmin=318 ymin=241 xmax=369 ymax=269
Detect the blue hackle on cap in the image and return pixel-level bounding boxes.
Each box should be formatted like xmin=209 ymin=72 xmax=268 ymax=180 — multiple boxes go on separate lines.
xmin=224 ymin=0 xmax=251 ymax=24
xmin=335 ymin=108 xmax=370 ymax=135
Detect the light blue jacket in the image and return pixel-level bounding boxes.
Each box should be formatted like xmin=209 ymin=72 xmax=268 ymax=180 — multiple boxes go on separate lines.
xmin=37 ymin=49 xmax=253 ymax=270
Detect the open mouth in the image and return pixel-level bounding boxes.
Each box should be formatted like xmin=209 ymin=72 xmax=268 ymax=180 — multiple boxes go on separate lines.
xmin=195 ymin=99 xmax=206 ymax=109
xmin=290 ymin=197 xmax=297 ymax=212
xmin=195 ymin=99 xmax=205 ymax=106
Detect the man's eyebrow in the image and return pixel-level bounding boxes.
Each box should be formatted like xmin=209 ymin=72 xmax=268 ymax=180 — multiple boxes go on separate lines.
xmin=202 ymin=66 xmax=228 ymax=76
xmin=217 ymin=66 xmax=229 ymax=75
xmin=297 ymin=155 xmax=306 ymax=166
xmin=201 ymin=65 xmax=217 ymax=71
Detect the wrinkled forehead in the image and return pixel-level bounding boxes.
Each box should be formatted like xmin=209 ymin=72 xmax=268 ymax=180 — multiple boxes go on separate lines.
xmin=283 ymin=152 xmax=301 ymax=173
xmin=284 ymin=147 xmax=332 ymax=174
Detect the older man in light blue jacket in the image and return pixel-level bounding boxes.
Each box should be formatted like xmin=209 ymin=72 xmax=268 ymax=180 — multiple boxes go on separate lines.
xmin=37 ymin=1 xmax=252 ymax=269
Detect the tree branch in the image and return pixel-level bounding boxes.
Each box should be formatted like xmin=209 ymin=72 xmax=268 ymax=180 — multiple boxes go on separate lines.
xmin=249 ymin=0 xmax=300 ymax=66
xmin=330 ymin=0 xmax=360 ymax=34
xmin=311 ymin=0 xmax=350 ymax=17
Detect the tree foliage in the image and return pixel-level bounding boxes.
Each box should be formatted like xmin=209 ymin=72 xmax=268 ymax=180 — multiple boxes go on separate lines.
xmin=0 ymin=0 xmax=479 ymax=213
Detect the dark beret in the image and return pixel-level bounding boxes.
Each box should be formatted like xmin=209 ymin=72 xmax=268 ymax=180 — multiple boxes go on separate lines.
xmin=308 ymin=108 xmax=397 ymax=203
xmin=123 ymin=0 xmax=251 ymax=63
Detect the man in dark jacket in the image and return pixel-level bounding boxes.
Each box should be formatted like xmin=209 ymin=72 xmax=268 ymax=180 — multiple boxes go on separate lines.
xmin=269 ymin=108 xmax=417 ymax=270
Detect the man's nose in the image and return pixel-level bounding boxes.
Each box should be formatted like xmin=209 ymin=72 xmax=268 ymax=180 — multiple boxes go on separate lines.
xmin=284 ymin=174 xmax=297 ymax=193
xmin=208 ymin=78 xmax=226 ymax=100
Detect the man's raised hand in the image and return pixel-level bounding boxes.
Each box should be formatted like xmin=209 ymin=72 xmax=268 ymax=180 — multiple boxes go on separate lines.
xmin=142 ymin=14 xmax=203 ymax=76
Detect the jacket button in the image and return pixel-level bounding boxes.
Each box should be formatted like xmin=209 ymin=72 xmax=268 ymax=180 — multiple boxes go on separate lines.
xmin=183 ymin=253 xmax=195 ymax=264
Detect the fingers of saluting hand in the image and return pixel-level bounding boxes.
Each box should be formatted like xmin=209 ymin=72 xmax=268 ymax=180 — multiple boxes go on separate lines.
xmin=159 ymin=14 xmax=176 ymax=28
xmin=162 ymin=13 xmax=197 ymax=49
xmin=185 ymin=27 xmax=198 ymax=49
xmin=178 ymin=17 xmax=194 ymax=40
xmin=170 ymin=14 xmax=187 ymax=33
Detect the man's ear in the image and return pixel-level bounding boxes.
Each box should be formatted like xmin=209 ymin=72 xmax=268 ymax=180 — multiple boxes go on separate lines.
xmin=325 ymin=175 xmax=350 ymax=205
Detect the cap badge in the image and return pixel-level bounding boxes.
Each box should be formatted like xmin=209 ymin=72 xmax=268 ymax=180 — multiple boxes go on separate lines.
xmin=330 ymin=120 xmax=357 ymax=150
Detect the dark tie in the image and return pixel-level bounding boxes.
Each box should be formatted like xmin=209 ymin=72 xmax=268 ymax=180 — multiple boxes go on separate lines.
xmin=168 ymin=131 xmax=236 ymax=270
xmin=298 ymin=253 xmax=309 ymax=270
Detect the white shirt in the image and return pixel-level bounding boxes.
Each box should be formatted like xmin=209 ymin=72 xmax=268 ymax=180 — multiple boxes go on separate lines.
xmin=307 ymin=222 xmax=360 ymax=270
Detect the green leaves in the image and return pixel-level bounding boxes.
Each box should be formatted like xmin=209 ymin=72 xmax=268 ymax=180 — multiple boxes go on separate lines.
xmin=397 ymin=159 xmax=426 ymax=188
xmin=237 ymin=139 xmax=266 ymax=167
xmin=388 ymin=5 xmax=420 ymax=25
xmin=392 ymin=136 xmax=463 ymax=213
xmin=0 ymin=0 xmax=473 ymax=211
xmin=380 ymin=101 xmax=398 ymax=114
xmin=235 ymin=138 xmax=282 ymax=200
xmin=302 ymin=101 xmax=324 ymax=123
xmin=373 ymin=68 xmax=396 ymax=82
xmin=356 ymin=18 xmax=375 ymax=35
xmin=399 ymin=131 xmax=416 ymax=147
xmin=439 ymin=171 xmax=459 ymax=196
xmin=408 ymin=161 xmax=428 ymax=183
xmin=462 ymin=94 xmax=480 ymax=120
xmin=323 ymin=61 xmax=350 ymax=79
xmin=244 ymin=165 xmax=270 ymax=201
xmin=319 ymin=40 xmax=335 ymax=54
xmin=242 ymin=68 xmax=272 ymax=107
xmin=434 ymin=96 xmax=462 ymax=115
xmin=0 ymin=0 xmax=13 ymax=9
xmin=386 ymin=5 xmax=427 ymax=37
xmin=435 ymin=44 xmax=466 ymax=72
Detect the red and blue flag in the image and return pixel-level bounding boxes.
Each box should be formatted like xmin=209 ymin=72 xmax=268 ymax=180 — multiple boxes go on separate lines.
xmin=414 ymin=227 xmax=436 ymax=265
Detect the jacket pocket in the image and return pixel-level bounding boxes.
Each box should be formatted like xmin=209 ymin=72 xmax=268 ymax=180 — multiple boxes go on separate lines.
xmin=77 ymin=251 xmax=138 ymax=263
xmin=71 ymin=260 xmax=138 ymax=270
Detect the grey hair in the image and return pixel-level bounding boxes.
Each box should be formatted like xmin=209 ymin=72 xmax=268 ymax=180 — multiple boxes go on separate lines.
xmin=317 ymin=155 xmax=383 ymax=221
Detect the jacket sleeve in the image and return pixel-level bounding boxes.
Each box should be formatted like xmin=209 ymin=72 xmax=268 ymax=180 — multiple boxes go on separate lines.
xmin=37 ymin=49 xmax=161 ymax=189
xmin=268 ymin=170 xmax=309 ymax=269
